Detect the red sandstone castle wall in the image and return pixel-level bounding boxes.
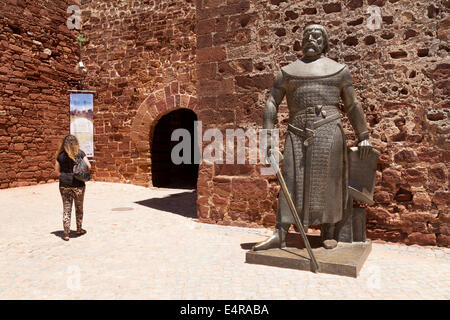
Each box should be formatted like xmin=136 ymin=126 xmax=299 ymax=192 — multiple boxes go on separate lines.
xmin=1 ymin=1 xmax=448 ymax=247
xmin=81 ymin=0 xmax=197 ymax=186
xmin=195 ymin=0 xmax=449 ymax=246
xmin=0 ymin=0 xmax=81 ymax=188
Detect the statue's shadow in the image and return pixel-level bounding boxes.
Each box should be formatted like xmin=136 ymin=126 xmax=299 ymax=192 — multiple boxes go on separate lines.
xmin=240 ymin=233 xmax=322 ymax=250
xmin=241 ymin=233 xmax=323 ymax=261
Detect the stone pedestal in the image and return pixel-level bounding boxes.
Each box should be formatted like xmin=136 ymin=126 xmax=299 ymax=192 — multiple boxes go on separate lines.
xmin=245 ymin=234 xmax=372 ymax=278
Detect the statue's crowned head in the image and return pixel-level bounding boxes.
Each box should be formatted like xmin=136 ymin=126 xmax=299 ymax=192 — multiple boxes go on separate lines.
xmin=302 ymin=24 xmax=329 ymax=57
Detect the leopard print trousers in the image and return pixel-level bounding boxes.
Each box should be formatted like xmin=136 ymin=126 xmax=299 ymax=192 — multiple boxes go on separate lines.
xmin=59 ymin=186 xmax=86 ymax=235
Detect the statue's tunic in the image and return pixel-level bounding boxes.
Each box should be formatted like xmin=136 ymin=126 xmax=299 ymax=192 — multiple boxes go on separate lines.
xmin=276 ymin=58 xmax=355 ymax=227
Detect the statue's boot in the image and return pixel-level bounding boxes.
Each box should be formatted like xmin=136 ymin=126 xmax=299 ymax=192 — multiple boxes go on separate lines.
xmin=252 ymin=225 xmax=288 ymax=251
xmin=321 ymin=223 xmax=338 ymax=249
xmin=323 ymin=239 xmax=337 ymax=249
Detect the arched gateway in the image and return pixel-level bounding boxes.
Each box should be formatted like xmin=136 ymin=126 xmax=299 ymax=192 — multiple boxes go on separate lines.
xmin=152 ymin=108 xmax=199 ymax=188
xmin=130 ymin=81 xmax=198 ymax=188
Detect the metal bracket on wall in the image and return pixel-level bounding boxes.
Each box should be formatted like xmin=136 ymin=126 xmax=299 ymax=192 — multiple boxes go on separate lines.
xmin=68 ymin=90 xmax=97 ymax=97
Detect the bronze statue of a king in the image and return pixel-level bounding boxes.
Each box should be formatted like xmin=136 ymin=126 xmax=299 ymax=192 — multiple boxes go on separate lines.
xmin=254 ymin=24 xmax=372 ymax=251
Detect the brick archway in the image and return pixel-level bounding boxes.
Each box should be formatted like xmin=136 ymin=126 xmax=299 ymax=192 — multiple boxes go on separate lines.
xmin=130 ymin=81 xmax=196 ymax=186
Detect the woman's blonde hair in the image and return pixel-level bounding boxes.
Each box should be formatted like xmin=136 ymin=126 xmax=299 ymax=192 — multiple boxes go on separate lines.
xmin=56 ymin=134 xmax=80 ymax=161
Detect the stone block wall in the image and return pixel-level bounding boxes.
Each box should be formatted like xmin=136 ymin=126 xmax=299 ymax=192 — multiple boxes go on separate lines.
xmin=0 ymin=0 xmax=81 ymax=188
xmin=195 ymin=0 xmax=450 ymax=246
xmin=80 ymin=0 xmax=197 ymax=186
xmin=1 ymin=0 xmax=448 ymax=247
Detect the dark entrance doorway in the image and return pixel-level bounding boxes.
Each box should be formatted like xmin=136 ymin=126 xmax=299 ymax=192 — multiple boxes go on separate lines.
xmin=151 ymin=109 xmax=199 ymax=189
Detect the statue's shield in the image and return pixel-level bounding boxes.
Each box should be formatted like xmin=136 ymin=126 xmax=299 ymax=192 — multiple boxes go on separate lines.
xmin=347 ymin=147 xmax=380 ymax=205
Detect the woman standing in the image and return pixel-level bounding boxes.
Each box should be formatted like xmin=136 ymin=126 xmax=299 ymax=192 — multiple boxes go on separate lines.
xmin=54 ymin=134 xmax=91 ymax=241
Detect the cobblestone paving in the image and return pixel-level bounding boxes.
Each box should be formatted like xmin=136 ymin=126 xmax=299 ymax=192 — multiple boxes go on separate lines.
xmin=0 ymin=182 xmax=449 ymax=300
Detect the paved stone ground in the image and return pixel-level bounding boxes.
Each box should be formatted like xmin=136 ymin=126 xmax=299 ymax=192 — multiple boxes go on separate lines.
xmin=0 ymin=182 xmax=449 ymax=300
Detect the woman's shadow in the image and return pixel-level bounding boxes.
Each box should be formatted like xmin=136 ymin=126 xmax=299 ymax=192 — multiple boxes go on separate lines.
xmin=51 ymin=230 xmax=85 ymax=240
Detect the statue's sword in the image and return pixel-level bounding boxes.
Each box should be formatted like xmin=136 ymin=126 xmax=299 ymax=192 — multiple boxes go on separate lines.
xmin=268 ymin=151 xmax=320 ymax=273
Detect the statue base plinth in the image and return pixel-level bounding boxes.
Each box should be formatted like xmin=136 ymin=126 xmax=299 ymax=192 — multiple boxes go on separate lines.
xmin=245 ymin=234 xmax=371 ymax=278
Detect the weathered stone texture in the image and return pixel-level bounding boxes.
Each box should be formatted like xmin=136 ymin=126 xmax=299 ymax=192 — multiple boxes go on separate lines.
xmin=1 ymin=0 xmax=448 ymax=247
xmin=0 ymin=0 xmax=81 ymax=188
xmin=195 ymin=0 xmax=449 ymax=246
xmin=81 ymin=0 xmax=197 ymax=186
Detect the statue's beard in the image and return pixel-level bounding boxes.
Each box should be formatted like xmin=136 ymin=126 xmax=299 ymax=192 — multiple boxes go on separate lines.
xmin=304 ymin=41 xmax=320 ymax=53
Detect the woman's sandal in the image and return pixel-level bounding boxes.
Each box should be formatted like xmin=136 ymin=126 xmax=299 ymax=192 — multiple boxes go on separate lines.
xmin=76 ymin=229 xmax=87 ymax=235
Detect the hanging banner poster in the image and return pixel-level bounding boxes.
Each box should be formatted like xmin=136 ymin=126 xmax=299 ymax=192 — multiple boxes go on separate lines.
xmin=70 ymin=93 xmax=94 ymax=157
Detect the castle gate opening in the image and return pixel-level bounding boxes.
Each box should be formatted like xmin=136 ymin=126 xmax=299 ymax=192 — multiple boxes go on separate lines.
xmin=151 ymin=108 xmax=199 ymax=189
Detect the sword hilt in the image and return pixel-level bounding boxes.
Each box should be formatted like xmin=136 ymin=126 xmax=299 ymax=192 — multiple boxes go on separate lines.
xmin=266 ymin=149 xmax=283 ymax=173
